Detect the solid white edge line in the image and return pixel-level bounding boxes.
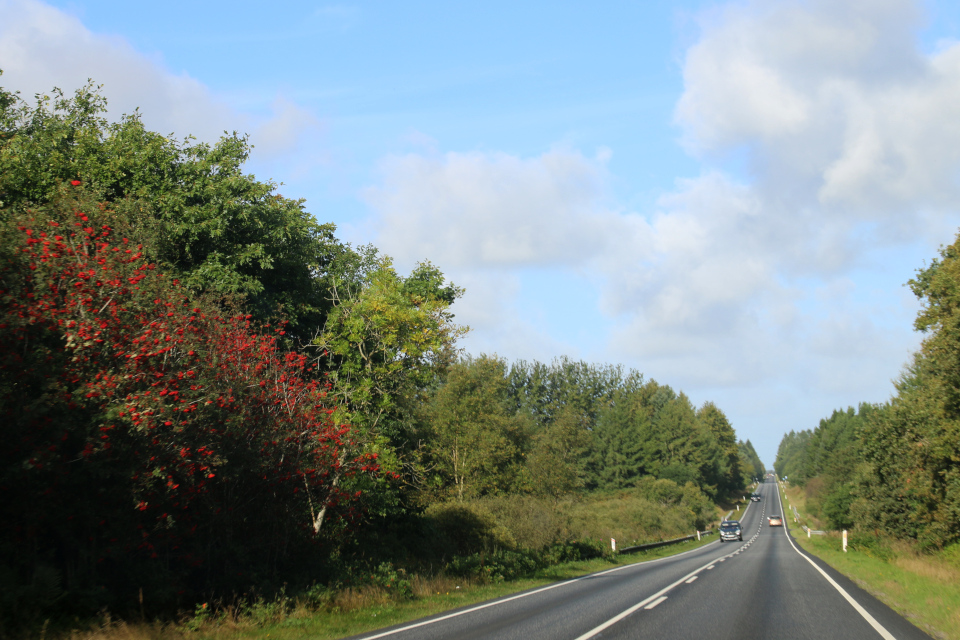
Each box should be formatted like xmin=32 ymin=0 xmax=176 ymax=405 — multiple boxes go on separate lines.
xmin=357 ymin=535 xmax=719 ymax=640
xmin=775 ymin=480 xmax=897 ymax=640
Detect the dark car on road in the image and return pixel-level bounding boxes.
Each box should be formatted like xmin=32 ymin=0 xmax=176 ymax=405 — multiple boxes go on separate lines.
xmin=750 ymin=493 xmax=761 ymax=501
xmin=719 ymin=520 xmax=742 ymax=542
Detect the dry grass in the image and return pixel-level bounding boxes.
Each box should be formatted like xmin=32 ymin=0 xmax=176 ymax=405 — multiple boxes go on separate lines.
xmin=892 ymin=549 xmax=960 ymax=584
xmin=55 ymin=619 xmax=186 ymax=640
xmin=319 ymin=574 xmax=474 ymax=612
xmin=54 ymin=574 xmax=482 ymax=640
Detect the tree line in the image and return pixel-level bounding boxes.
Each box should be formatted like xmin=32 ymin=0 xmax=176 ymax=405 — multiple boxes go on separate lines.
xmin=0 ymin=78 xmax=755 ymax=628
xmin=775 ymin=232 xmax=960 ymax=549
xmin=422 ymin=355 xmax=759 ymax=501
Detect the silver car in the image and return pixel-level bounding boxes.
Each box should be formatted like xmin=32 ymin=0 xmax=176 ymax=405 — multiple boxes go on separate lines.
xmin=719 ymin=520 xmax=742 ymax=542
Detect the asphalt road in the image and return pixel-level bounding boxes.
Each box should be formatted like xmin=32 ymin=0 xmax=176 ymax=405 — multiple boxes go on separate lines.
xmin=347 ymin=480 xmax=933 ymax=640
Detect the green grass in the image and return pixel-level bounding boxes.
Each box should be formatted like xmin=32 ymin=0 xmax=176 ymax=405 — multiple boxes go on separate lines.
xmin=781 ymin=483 xmax=960 ymax=640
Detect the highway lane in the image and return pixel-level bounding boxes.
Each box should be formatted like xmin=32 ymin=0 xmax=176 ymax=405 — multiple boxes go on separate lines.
xmin=347 ymin=480 xmax=932 ymax=640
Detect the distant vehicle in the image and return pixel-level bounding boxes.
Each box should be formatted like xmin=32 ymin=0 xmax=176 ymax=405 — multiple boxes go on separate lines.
xmin=750 ymin=493 xmax=761 ymax=502
xmin=768 ymin=515 xmax=783 ymax=527
xmin=719 ymin=520 xmax=742 ymax=542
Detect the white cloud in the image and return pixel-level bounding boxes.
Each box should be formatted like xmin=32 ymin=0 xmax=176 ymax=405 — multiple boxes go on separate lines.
xmin=0 ymin=0 xmax=319 ymax=154
xmin=364 ymin=148 xmax=635 ymax=269
xmin=251 ymin=96 xmax=322 ymax=158
xmin=449 ymin=271 xmax=578 ymax=363
xmin=676 ymin=0 xmax=960 ymax=227
xmin=602 ymin=173 xmax=772 ymax=318
xmin=593 ymin=0 xmax=960 ymax=391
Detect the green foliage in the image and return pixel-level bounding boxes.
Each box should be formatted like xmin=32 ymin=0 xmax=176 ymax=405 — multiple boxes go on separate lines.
xmin=420 ymin=355 xmax=747 ymax=503
xmin=446 ymin=549 xmax=542 ymax=582
xmin=422 ymin=501 xmax=517 ymax=556
xmin=417 ymin=481 xmax=713 ymax=583
xmin=568 ymin=478 xmax=714 ymax=539
xmin=698 ymin=402 xmax=745 ymax=494
xmin=421 ymin=356 xmax=527 ymax=500
xmin=586 ymin=381 xmax=739 ymax=498
xmin=774 ymin=429 xmax=812 ymax=482
xmin=314 ymin=256 xmax=466 ymax=438
xmin=0 ymin=78 xmax=353 ymax=334
xmin=473 ymin=496 xmax=571 ymax=550
xmin=838 ymin=234 xmax=960 ymax=547
xmin=523 ymin=405 xmax=592 ymax=499
xmin=821 ymin=482 xmax=856 ymax=530
xmin=738 ymin=439 xmax=765 ymax=484
xmin=507 ymin=356 xmax=628 ymax=427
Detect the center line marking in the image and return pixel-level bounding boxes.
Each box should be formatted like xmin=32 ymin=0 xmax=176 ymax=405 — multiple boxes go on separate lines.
xmin=573 ymin=551 xmax=729 ymax=640
xmin=685 ymin=576 xmax=698 ymax=584
xmin=645 ymin=596 xmax=667 ymax=610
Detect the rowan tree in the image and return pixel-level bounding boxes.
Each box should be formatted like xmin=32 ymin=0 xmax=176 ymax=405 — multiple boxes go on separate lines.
xmin=0 ymin=189 xmax=381 ymax=613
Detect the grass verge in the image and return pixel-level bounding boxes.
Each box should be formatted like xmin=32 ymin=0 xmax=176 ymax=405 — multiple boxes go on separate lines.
xmin=781 ymin=483 xmax=960 ymax=640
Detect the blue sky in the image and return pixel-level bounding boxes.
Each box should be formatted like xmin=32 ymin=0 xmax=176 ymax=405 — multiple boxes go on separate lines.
xmin=4 ymin=0 xmax=960 ymax=466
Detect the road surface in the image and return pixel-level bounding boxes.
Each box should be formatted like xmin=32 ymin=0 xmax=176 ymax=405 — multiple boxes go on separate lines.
xmin=347 ymin=479 xmax=932 ymax=640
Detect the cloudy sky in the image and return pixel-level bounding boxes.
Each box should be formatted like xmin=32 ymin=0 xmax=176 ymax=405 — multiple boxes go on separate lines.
xmin=4 ymin=0 xmax=960 ymax=465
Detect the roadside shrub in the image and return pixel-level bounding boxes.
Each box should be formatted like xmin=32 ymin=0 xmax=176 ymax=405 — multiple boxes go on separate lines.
xmin=847 ymin=533 xmax=893 ymax=561
xmin=447 ymin=550 xmax=540 ymax=582
xmin=821 ymin=483 xmax=856 ymax=530
xmin=423 ymin=502 xmax=516 ymax=557
xmin=539 ymin=540 xmax=605 ymax=564
xmin=475 ymin=495 xmax=570 ymax=551
xmin=942 ymin=542 xmax=960 ymax=570
xmin=365 ymin=562 xmax=413 ymax=598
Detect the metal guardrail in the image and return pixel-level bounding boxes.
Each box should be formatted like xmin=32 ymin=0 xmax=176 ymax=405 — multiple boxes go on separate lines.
xmin=618 ymin=529 xmax=714 ymax=555
xmin=800 ymin=525 xmax=826 ymax=535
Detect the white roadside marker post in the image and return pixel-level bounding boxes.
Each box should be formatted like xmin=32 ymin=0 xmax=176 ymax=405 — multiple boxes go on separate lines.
xmin=697 ymin=530 xmax=701 ymax=541
xmin=611 ymin=538 xmax=616 ymax=552
xmin=808 ymin=527 xmax=811 ymax=539
xmin=843 ymin=530 xmax=848 ymax=553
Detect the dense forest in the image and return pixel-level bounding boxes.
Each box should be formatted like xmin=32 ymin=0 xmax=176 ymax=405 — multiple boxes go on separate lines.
xmin=775 ymin=232 xmax=960 ymax=549
xmin=0 ymin=79 xmax=757 ymax=631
